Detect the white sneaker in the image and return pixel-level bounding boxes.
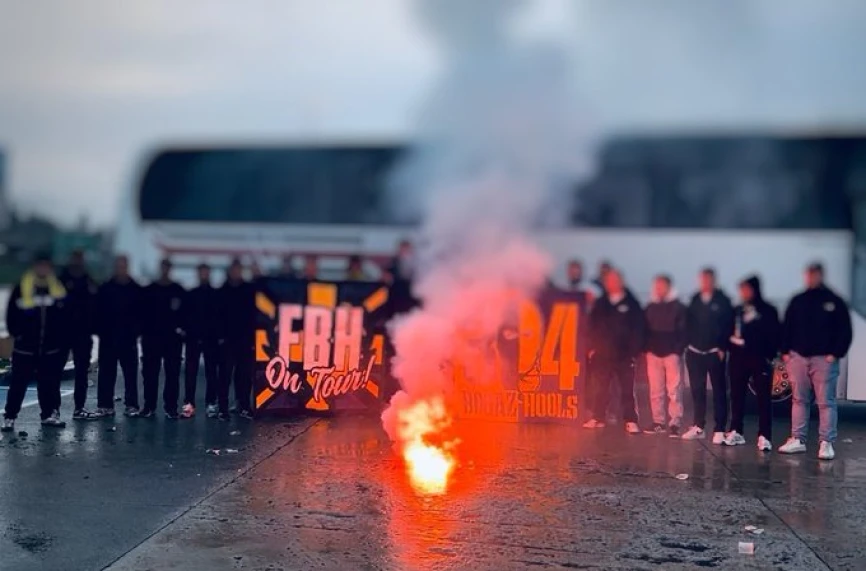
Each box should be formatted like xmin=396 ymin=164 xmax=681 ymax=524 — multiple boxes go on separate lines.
xmin=779 ymin=437 xmax=807 ymax=454
xmin=723 ymin=431 xmax=746 ymax=446
xmin=757 ymin=436 xmax=772 ymax=452
xmin=41 ymin=411 xmax=66 ymax=428
xmin=712 ymin=432 xmax=726 ymax=445
xmin=681 ymin=426 xmax=705 ymax=440
xmin=625 ymin=422 xmax=641 ymax=434
xmin=206 ymin=404 xmax=219 ymax=418
xmin=181 ymin=403 xmax=195 ymax=419
xmin=1 ymin=418 xmax=14 ymax=432
xmin=582 ymin=419 xmax=606 ymax=429
xmin=818 ymin=441 xmax=835 ymax=461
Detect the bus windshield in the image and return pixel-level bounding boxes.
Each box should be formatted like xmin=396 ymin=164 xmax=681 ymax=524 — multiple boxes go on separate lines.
xmin=139 ymin=136 xmax=861 ymax=229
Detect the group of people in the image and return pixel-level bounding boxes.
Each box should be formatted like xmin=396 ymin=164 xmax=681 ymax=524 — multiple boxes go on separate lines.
xmin=2 ymin=253 xmax=257 ymax=432
xmin=565 ymin=260 xmax=853 ymax=461
xmin=0 ymin=242 xmax=417 ymax=433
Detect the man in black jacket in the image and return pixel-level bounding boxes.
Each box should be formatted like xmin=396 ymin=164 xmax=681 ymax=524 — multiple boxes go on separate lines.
xmin=583 ymin=269 xmax=645 ymax=434
xmin=140 ymin=258 xmax=186 ymax=419
xmin=182 ymin=263 xmax=221 ymax=418
xmin=2 ymin=253 xmax=69 ymax=431
xmin=778 ymin=262 xmax=853 ymax=461
xmin=643 ymin=274 xmax=687 ymax=436
xmin=60 ymin=249 xmax=99 ymax=420
xmin=682 ymin=267 xmax=734 ymax=443
xmin=725 ymin=275 xmax=779 ymax=451
xmin=219 ymin=259 xmax=255 ymax=420
xmin=94 ymin=255 xmax=142 ymax=417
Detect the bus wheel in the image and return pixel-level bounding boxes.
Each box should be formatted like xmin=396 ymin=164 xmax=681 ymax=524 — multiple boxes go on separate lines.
xmin=748 ymin=358 xmax=792 ymax=403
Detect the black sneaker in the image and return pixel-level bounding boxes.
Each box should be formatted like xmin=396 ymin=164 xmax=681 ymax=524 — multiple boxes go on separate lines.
xmin=72 ymin=408 xmax=97 ymax=420
xmin=669 ymin=425 xmax=681 ymax=438
xmin=165 ymin=410 xmax=179 ymax=420
xmin=217 ymin=412 xmax=231 ymax=422
xmin=124 ymin=406 xmax=140 ymax=418
xmin=41 ymin=411 xmax=66 ymax=428
xmin=643 ymin=423 xmax=666 ymax=435
xmin=1 ymin=418 xmax=14 ymax=432
xmin=237 ymin=409 xmax=254 ymax=420
xmin=138 ymin=408 xmax=155 ymax=419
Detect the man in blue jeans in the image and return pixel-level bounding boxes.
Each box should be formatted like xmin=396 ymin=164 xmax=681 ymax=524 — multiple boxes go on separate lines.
xmin=779 ymin=262 xmax=853 ymax=460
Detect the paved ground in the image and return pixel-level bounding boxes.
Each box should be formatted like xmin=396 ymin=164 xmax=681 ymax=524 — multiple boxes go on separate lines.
xmin=2 ymin=381 xmax=866 ymax=571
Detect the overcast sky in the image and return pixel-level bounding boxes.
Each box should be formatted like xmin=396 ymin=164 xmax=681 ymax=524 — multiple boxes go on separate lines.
xmin=1 ymin=0 xmax=866 ymax=227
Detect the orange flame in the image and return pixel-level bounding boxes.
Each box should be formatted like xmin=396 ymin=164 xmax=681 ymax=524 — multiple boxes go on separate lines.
xmin=396 ymin=397 xmax=456 ymax=495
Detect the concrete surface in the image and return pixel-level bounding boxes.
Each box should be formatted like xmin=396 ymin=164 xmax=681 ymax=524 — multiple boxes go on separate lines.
xmin=3 ymin=382 xmax=866 ymax=571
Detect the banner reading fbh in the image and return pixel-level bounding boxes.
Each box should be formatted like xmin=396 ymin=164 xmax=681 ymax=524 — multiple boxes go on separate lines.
xmin=253 ymin=279 xmax=587 ymax=423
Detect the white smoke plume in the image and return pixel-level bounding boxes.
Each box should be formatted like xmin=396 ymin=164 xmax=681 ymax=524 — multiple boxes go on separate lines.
xmin=381 ymin=0 xmax=594 ymax=448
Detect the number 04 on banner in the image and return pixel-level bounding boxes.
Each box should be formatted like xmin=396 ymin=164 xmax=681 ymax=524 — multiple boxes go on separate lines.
xmin=517 ymin=301 xmax=580 ymax=391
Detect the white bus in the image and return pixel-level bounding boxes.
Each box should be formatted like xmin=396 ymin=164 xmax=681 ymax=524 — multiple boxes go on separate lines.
xmin=114 ymin=133 xmax=866 ymax=398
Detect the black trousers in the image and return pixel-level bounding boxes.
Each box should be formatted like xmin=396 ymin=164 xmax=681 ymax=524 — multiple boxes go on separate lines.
xmin=97 ymin=338 xmax=139 ymax=409
xmin=591 ymin=358 xmax=638 ymax=423
xmin=4 ymin=350 xmax=66 ymax=420
xmin=141 ymin=334 xmax=182 ymax=413
xmin=67 ymin=333 xmax=93 ymax=410
xmin=728 ymin=352 xmax=772 ymax=439
xmin=685 ymin=350 xmax=728 ymax=432
xmin=219 ymin=341 xmax=252 ymax=414
xmin=184 ymin=337 xmax=220 ymax=406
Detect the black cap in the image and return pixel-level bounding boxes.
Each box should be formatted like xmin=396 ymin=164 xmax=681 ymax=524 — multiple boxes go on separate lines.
xmin=807 ymin=262 xmax=824 ymax=274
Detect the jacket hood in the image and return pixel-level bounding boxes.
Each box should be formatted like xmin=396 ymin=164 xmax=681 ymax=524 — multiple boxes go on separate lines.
xmin=741 ymin=275 xmax=764 ymax=302
xmin=650 ymin=288 xmax=679 ymax=303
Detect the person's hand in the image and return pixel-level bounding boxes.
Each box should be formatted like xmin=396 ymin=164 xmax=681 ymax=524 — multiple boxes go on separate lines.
xmin=782 ymin=353 xmax=791 ymax=363
xmin=588 ymin=349 xmax=595 ymax=358
xmin=826 ymin=355 xmax=836 ymax=363
xmin=716 ymin=350 xmax=724 ymax=361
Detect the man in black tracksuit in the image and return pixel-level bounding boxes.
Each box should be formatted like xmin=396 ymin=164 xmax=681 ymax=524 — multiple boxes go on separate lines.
xmin=181 ymin=263 xmax=221 ymax=418
xmin=59 ymin=249 xmax=99 ymax=420
xmin=726 ymin=275 xmax=779 ymax=450
xmin=219 ymin=259 xmax=255 ymax=420
xmin=682 ymin=267 xmax=734 ymax=442
xmin=140 ymin=259 xmax=186 ymax=419
xmin=2 ymin=254 xmax=70 ymax=431
xmin=94 ymin=255 xmax=143 ymax=417
xmin=583 ymin=269 xmax=645 ymax=433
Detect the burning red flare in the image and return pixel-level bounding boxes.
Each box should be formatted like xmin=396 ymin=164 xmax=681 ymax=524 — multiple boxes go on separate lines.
xmin=396 ymin=397 xmax=456 ymax=495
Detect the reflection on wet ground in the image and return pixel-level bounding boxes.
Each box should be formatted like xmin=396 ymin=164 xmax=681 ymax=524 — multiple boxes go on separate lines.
xmin=3 ymin=385 xmax=866 ymax=570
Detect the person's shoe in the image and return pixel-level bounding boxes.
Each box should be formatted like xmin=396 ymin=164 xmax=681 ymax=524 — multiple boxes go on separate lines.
xmin=582 ymin=418 xmax=605 ymax=429
xmin=668 ymin=425 xmax=680 ymax=439
xmin=818 ymin=441 xmax=836 ymax=461
xmin=238 ymin=409 xmax=254 ymax=420
xmin=681 ymin=426 xmax=705 ymax=440
xmin=1 ymin=418 xmax=14 ymax=432
xmin=712 ymin=432 xmax=726 ymax=445
xmin=723 ymin=431 xmax=746 ymax=446
xmin=625 ymin=422 xmax=641 ymax=435
xmin=94 ymin=407 xmax=116 ymax=418
xmin=72 ymin=408 xmax=97 ymax=420
xmin=206 ymin=404 xmax=218 ymax=418
xmin=138 ymin=408 xmax=155 ymax=419
xmin=217 ymin=412 xmax=231 ymax=422
xmin=229 ymin=404 xmax=238 ymax=414
xmin=644 ymin=423 xmax=666 ymax=435
xmin=779 ymin=437 xmax=807 ymax=454
xmin=41 ymin=411 xmax=66 ymax=428
xmin=757 ymin=436 xmax=773 ymax=452
xmin=180 ymin=404 xmax=195 ymax=419
xmin=124 ymin=406 xmax=140 ymax=418
xmin=165 ymin=410 xmax=179 ymax=420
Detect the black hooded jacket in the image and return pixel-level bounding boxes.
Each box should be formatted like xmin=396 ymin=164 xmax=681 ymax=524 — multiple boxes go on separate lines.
xmin=184 ymin=283 xmax=221 ymax=341
xmin=729 ymin=276 xmax=780 ymax=361
xmin=141 ymin=280 xmax=186 ymax=338
xmin=686 ymin=289 xmax=734 ymax=352
xmin=644 ymin=289 xmax=687 ymax=357
xmin=781 ymin=284 xmax=852 ymax=359
xmin=59 ymin=267 xmax=98 ymax=336
xmin=95 ymin=277 xmax=142 ymax=341
xmin=220 ymin=279 xmax=255 ymax=346
xmin=588 ymin=290 xmax=646 ymax=361
xmin=5 ymin=277 xmax=70 ymax=355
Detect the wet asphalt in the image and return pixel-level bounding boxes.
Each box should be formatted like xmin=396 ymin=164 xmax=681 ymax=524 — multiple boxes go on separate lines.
xmin=2 ymin=380 xmax=866 ymax=571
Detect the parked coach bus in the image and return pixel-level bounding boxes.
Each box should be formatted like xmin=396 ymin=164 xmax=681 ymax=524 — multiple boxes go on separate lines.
xmin=114 ymin=133 xmax=866 ymax=400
